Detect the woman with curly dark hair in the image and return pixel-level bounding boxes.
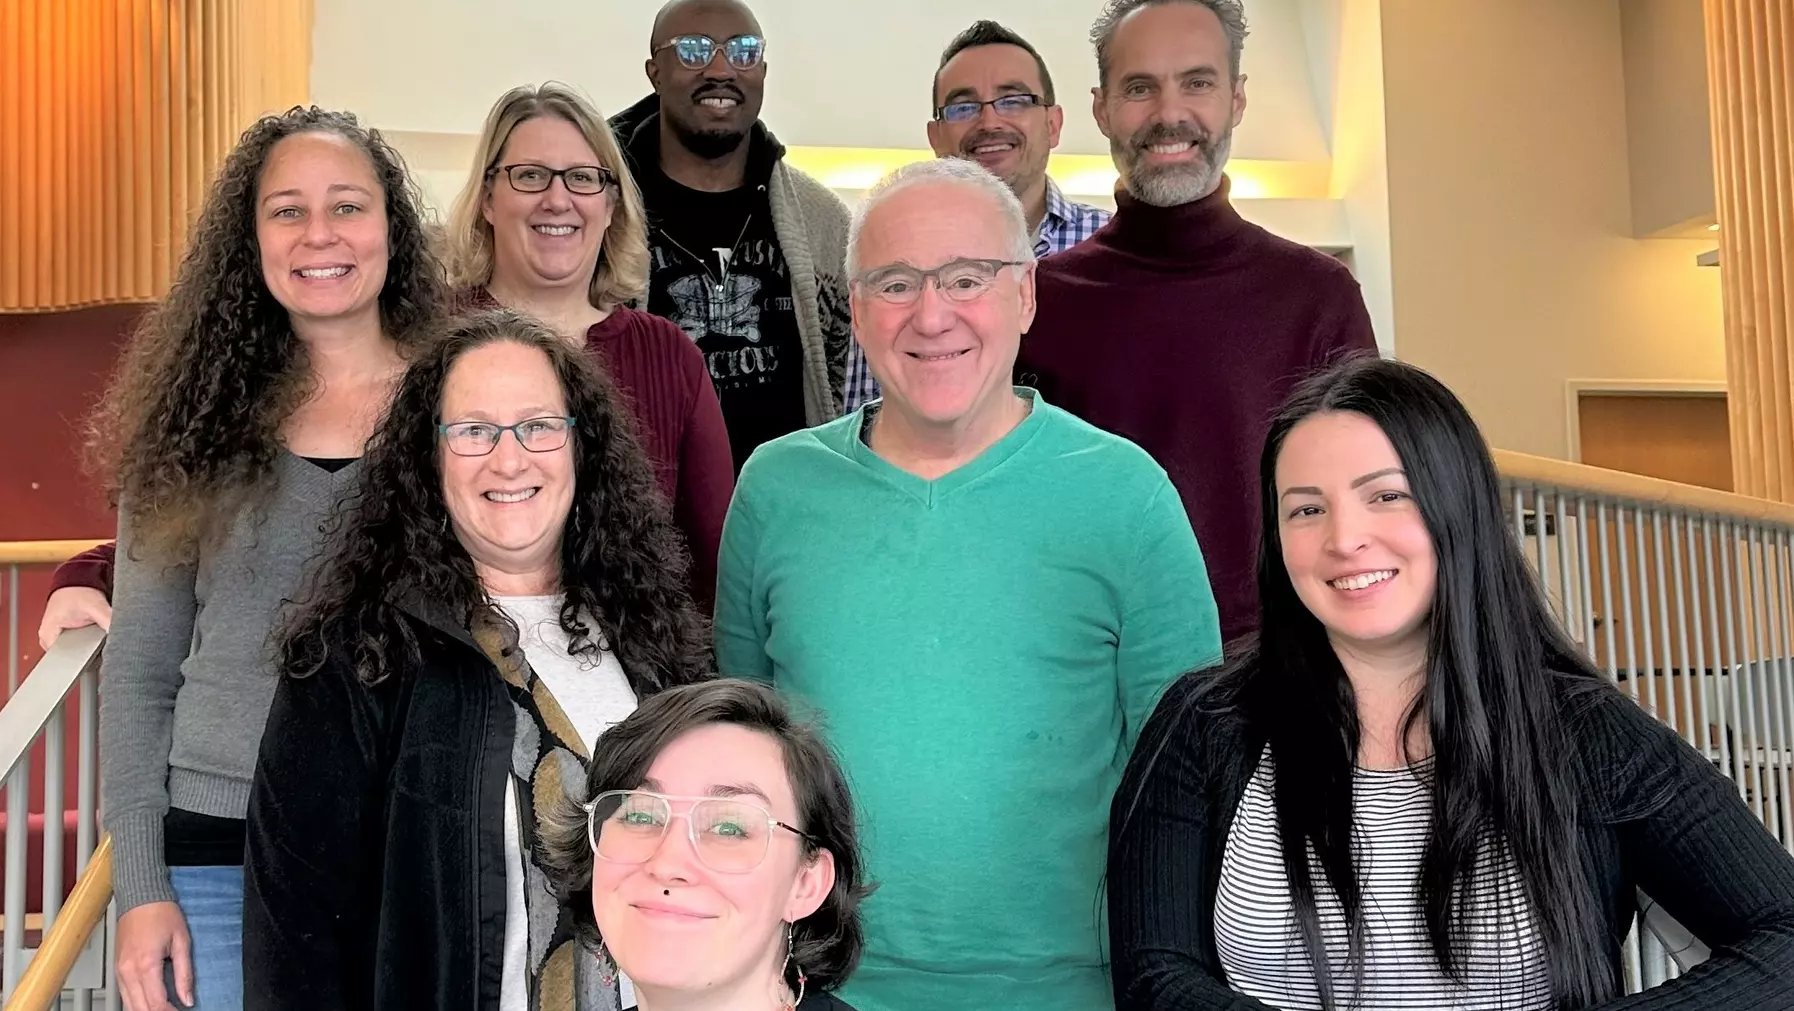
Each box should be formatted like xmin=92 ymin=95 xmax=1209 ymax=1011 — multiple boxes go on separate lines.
xmin=242 ymin=308 xmax=711 ymax=1011
xmin=87 ymin=106 xmax=444 ymax=1011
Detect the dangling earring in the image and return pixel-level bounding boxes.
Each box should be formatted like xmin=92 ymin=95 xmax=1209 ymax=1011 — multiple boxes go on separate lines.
xmin=596 ymin=939 xmax=617 ymax=988
xmin=781 ymin=921 xmax=808 ymax=1009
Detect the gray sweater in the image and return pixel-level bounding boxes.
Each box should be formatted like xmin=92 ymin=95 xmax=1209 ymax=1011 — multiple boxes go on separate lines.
xmin=101 ymin=453 xmax=360 ymax=912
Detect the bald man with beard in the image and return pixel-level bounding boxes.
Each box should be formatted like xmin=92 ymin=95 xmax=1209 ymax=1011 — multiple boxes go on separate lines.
xmin=609 ymin=0 xmax=856 ymax=472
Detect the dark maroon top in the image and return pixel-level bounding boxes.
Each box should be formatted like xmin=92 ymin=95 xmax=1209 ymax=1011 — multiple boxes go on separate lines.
xmin=53 ymin=302 xmax=733 ymax=616
xmin=1015 ymin=177 xmax=1377 ymax=649
xmin=576 ymin=303 xmax=734 ymax=612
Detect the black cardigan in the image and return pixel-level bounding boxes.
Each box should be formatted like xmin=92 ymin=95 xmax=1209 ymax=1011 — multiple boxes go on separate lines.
xmin=1107 ymin=673 xmax=1794 ymax=1010
xmin=242 ymin=607 xmax=516 ymax=1011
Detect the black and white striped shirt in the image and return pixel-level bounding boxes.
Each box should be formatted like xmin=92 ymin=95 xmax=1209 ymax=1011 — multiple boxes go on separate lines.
xmin=1214 ymin=751 xmax=1552 ymax=1010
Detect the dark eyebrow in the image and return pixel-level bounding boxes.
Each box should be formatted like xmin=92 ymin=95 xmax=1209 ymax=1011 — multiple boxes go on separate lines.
xmin=261 ymin=183 xmax=374 ymax=206
xmin=1180 ymin=64 xmax=1223 ymax=79
xmin=1280 ymin=468 xmax=1407 ymax=499
xmin=1350 ymin=467 xmax=1405 ymax=488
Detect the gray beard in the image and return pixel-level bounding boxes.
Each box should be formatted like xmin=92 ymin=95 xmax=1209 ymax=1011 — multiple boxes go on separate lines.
xmin=1116 ymin=130 xmax=1232 ymax=207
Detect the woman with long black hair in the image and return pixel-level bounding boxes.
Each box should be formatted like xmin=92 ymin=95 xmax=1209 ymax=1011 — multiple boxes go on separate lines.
xmin=1108 ymin=355 xmax=1794 ymax=1010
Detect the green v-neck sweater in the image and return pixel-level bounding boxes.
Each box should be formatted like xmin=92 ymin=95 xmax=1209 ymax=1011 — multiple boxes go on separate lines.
xmin=716 ymin=391 xmax=1222 ymax=1011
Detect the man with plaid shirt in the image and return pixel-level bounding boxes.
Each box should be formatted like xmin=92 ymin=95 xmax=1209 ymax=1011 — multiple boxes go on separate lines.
xmin=844 ymin=20 xmax=1109 ymax=412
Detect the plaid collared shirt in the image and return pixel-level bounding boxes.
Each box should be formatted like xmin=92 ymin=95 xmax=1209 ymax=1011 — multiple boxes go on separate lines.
xmin=842 ymin=179 xmax=1112 ymax=412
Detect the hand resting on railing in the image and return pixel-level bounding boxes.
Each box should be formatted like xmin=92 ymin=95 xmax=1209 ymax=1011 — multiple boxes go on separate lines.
xmin=37 ymin=586 xmax=112 ymax=650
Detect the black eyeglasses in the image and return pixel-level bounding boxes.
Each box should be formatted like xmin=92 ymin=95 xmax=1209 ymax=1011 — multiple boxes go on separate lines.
xmin=934 ymin=93 xmax=1044 ymax=124
xmin=438 ymin=416 xmax=576 ymax=457
xmin=488 ymin=163 xmax=616 ymax=196
xmin=654 ymin=33 xmax=765 ymax=71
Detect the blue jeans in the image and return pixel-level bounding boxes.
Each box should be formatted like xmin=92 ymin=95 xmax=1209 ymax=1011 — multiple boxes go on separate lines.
xmin=166 ymin=865 xmax=243 ymax=1010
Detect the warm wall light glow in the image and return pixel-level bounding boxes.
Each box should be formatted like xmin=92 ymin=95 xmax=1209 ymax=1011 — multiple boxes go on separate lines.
xmin=1709 ymin=223 xmax=1721 ymax=231
xmin=782 ymin=146 xmax=1331 ymax=200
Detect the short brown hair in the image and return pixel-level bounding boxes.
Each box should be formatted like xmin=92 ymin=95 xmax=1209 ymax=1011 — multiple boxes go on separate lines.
xmin=445 ymin=83 xmax=648 ymax=310
xmin=537 ymin=679 xmax=871 ymax=993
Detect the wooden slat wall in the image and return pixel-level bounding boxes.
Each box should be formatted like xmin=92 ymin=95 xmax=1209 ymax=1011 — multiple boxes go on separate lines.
xmin=1704 ymin=0 xmax=1794 ymax=502
xmin=0 ymin=0 xmax=314 ymax=313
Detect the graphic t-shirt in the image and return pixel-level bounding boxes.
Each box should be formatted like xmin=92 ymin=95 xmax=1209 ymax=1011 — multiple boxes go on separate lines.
xmin=643 ymin=176 xmax=806 ymax=471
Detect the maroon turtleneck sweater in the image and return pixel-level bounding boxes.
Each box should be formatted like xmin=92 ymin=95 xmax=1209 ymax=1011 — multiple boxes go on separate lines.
xmin=1016 ymin=177 xmax=1376 ymax=649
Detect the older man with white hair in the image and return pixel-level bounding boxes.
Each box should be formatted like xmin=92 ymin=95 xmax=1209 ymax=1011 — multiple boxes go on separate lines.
xmin=715 ymin=157 xmax=1221 ymax=1011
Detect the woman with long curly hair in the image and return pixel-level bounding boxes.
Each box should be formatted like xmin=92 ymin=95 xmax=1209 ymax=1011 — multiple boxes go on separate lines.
xmin=92 ymin=106 xmax=444 ymax=1011
xmin=446 ymin=82 xmax=733 ymax=612
xmin=242 ymin=308 xmax=711 ymax=1011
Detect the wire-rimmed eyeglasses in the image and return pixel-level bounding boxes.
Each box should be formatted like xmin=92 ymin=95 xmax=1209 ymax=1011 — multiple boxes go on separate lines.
xmin=585 ymin=789 xmax=817 ymax=874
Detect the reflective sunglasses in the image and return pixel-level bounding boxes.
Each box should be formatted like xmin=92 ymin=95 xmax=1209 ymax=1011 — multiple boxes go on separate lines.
xmin=655 ymin=33 xmax=765 ymax=71
xmin=585 ymin=789 xmax=816 ymax=874
xmin=934 ymin=93 xmax=1044 ymax=124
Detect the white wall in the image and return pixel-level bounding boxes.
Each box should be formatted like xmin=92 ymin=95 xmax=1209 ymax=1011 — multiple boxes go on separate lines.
xmin=310 ymin=0 xmax=1333 ymax=159
xmin=1620 ymin=0 xmax=1715 ymax=237
xmin=1382 ymin=0 xmax=1724 ymax=458
xmin=1316 ymin=0 xmax=1395 ymax=353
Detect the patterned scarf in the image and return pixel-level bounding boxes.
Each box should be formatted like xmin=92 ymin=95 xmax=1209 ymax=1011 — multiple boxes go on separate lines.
xmin=473 ymin=607 xmax=622 ymax=1011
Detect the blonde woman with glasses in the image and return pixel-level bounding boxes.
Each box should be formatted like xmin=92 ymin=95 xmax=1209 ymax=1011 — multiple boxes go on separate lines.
xmin=446 ymin=83 xmax=733 ymax=612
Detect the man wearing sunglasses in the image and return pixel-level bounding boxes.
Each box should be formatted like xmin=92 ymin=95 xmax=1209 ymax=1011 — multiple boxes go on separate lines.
xmin=844 ymin=20 xmax=1110 ymax=413
xmin=610 ymin=0 xmax=855 ymax=473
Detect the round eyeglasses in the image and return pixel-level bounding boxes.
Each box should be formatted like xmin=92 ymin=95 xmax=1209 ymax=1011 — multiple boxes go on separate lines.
xmin=438 ymin=416 xmax=575 ymax=457
xmin=586 ymin=789 xmax=817 ymax=874
xmin=489 ymin=163 xmax=616 ymax=196
xmin=852 ymin=257 xmax=1030 ymax=306
xmin=934 ymin=93 xmax=1044 ymax=124
xmin=654 ymin=33 xmax=765 ymax=71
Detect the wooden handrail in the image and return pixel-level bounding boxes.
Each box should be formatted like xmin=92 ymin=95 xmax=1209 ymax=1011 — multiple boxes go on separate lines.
xmin=1492 ymin=450 xmax=1794 ymax=528
xmin=2 ymin=836 xmax=111 ymax=1011
xmin=0 ymin=540 xmax=109 ymax=566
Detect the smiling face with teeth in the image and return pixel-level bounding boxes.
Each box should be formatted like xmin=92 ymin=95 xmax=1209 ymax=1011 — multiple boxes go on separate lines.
xmin=647 ymin=0 xmax=766 ymax=161
xmin=1274 ymin=411 xmax=1437 ymax=662
xmin=255 ymin=131 xmax=391 ymax=330
xmin=483 ymin=115 xmax=616 ymax=297
xmin=849 ymin=177 xmax=1035 ymax=448
xmin=439 ymin=340 xmax=576 ymax=595
xmin=927 ymin=42 xmax=1062 ymax=201
xmin=1092 ymin=1 xmax=1247 ymax=207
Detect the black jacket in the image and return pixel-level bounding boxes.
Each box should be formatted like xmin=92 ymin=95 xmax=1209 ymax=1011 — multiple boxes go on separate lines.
xmin=1108 ymin=673 xmax=1794 ymax=1009
xmin=242 ymin=602 xmax=515 ymax=1011
xmin=241 ymin=601 xmax=862 ymax=1011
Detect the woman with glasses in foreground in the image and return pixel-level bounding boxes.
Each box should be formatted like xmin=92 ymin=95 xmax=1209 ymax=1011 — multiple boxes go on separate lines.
xmin=242 ymin=308 xmax=710 ymax=1010
xmin=539 ymin=678 xmax=869 ymax=1011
